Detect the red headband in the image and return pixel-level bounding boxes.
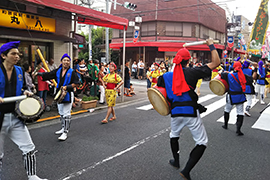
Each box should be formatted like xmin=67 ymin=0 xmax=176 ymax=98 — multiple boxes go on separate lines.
xmin=172 ymin=48 xmax=191 ymax=96
xmin=233 ymin=61 xmax=246 ymax=92
xmin=154 ymin=62 xmax=160 ymax=67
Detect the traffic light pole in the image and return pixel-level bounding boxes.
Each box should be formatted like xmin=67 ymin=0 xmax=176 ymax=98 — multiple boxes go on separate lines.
xmin=106 ymin=0 xmax=110 ymax=63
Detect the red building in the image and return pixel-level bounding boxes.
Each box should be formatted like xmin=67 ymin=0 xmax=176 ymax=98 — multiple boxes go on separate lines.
xmin=110 ymin=0 xmax=229 ymax=67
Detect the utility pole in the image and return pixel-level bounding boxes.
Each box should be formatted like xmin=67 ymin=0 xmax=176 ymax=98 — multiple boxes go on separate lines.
xmin=106 ymin=0 xmax=110 ymax=63
xmin=88 ymin=0 xmax=92 ymax=61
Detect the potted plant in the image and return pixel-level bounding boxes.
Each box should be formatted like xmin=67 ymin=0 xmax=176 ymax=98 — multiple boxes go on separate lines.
xmin=81 ymin=95 xmax=99 ymax=109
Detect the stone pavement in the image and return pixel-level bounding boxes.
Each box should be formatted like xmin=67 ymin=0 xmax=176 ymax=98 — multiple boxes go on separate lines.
xmin=36 ymin=79 xmax=148 ymax=122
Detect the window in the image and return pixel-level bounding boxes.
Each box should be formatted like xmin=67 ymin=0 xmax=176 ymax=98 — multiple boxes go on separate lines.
xmin=141 ymin=22 xmax=156 ymax=36
xmin=165 ymin=22 xmax=183 ymax=36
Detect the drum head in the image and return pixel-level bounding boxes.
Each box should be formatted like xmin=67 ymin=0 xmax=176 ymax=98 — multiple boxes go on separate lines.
xmin=19 ymin=97 xmax=41 ymax=116
xmin=54 ymin=89 xmax=62 ymax=101
xmin=209 ymin=79 xmax=226 ymax=96
xmin=147 ymin=88 xmax=170 ymax=116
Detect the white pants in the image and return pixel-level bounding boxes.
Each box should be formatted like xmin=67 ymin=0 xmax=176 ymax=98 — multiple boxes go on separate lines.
xmin=246 ymin=94 xmax=253 ymax=107
xmin=255 ymin=84 xmax=265 ymax=99
xmin=99 ymin=85 xmax=105 ymax=103
xmin=224 ymin=94 xmax=244 ymax=115
xmin=0 ymin=113 xmax=35 ymax=159
xmin=57 ymin=92 xmax=74 ymax=118
xmin=170 ymin=110 xmax=208 ymax=146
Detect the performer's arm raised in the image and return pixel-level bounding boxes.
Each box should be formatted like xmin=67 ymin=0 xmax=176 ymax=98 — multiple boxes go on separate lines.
xmin=205 ymin=38 xmax=221 ymax=70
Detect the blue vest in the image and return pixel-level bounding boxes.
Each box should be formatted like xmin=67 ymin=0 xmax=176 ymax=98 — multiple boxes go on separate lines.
xmin=0 ymin=65 xmax=23 ymax=98
xmin=56 ymin=67 xmax=73 ymax=102
xmin=227 ymin=72 xmax=246 ymax=104
xmin=257 ymin=67 xmax=266 ymax=85
xmin=242 ymin=68 xmax=253 ymax=94
xmin=163 ymin=72 xmax=197 ymax=117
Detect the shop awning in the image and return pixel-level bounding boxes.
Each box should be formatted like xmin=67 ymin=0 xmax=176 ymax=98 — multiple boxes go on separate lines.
xmin=22 ymin=0 xmax=128 ymax=30
xmin=0 ymin=27 xmax=76 ymax=42
xmin=110 ymin=41 xmax=225 ymax=51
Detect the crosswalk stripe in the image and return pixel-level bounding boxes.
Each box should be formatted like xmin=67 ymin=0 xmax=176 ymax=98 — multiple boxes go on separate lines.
xmin=252 ymin=104 xmax=270 ymax=131
xmin=201 ymin=97 xmax=226 ymax=118
xmin=136 ymin=104 xmax=153 ymax=110
xmin=216 ymin=98 xmax=259 ymax=124
xmin=198 ymin=94 xmax=217 ymax=104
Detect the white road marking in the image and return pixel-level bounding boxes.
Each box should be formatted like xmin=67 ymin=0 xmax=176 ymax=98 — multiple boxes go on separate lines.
xmin=201 ymin=97 xmax=226 ymax=118
xmin=136 ymin=104 xmax=153 ymax=110
xmin=252 ymin=103 xmax=270 ymax=131
xmin=217 ymin=98 xmax=259 ymax=124
xmin=59 ymin=127 xmax=171 ymax=180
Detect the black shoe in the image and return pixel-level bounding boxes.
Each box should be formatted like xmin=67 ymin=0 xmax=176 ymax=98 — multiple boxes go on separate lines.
xmin=180 ymin=171 xmax=191 ymax=180
xmin=222 ymin=125 xmax=227 ymax=129
xmin=168 ymin=159 xmax=180 ymax=169
xmin=236 ymin=131 xmax=244 ymax=136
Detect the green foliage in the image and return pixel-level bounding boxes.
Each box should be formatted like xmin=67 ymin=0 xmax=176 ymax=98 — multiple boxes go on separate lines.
xmin=82 ymin=95 xmax=99 ymax=101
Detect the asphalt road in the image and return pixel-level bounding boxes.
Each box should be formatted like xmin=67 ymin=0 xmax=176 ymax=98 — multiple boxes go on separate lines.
xmin=2 ymin=81 xmax=270 ymax=180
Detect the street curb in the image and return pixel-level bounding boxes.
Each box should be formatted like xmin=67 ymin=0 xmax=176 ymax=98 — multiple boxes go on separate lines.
xmin=37 ymin=97 xmax=148 ymax=123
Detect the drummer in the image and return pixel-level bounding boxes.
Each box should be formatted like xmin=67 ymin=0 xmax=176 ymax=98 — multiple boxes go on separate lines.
xmin=149 ymin=62 xmax=161 ymax=87
xmin=157 ymin=39 xmax=220 ymax=180
xmin=211 ymin=65 xmax=223 ymax=79
xmin=220 ymin=61 xmax=255 ymax=136
xmin=0 ymin=41 xmax=47 ymax=180
xmin=242 ymin=60 xmax=257 ymax=116
xmin=37 ymin=54 xmax=79 ymax=141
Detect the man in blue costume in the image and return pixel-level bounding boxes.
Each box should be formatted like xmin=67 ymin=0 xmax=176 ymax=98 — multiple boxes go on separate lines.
xmin=0 ymin=41 xmax=47 ymax=180
xmin=157 ymin=39 xmax=220 ymax=180
xmin=255 ymin=60 xmax=267 ymax=104
xmin=37 ymin=54 xmax=79 ymax=141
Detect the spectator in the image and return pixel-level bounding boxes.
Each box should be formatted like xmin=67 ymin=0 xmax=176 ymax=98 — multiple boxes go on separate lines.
xmin=79 ymin=59 xmax=87 ymax=76
xmin=87 ymin=59 xmax=94 ymax=78
xmin=98 ymin=65 xmax=105 ymax=104
xmin=124 ymin=61 xmax=132 ymax=97
xmin=74 ymin=59 xmax=83 ymax=83
xmin=138 ymin=59 xmax=145 ymax=80
xmin=48 ymin=58 xmax=57 ymax=72
xmin=131 ymin=61 xmax=138 ymax=79
xmin=159 ymin=61 xmax=167 ymax=75
xmin=91 ymin=60 xmax=99 ymax=97
xmin=165 ymin=61 xmax=169 ymax=72
xmin=37 ymin=60 xmax=53 ymax=108
xmin=23 ymin=63 xmax=36 ymax=94
xmin=146 ymin=67 xmax=152 ymax=89
xmin=103 ymin=63 xmax=109 ymax=75
xmin=130 ymin=83 xmax=135 ymax=95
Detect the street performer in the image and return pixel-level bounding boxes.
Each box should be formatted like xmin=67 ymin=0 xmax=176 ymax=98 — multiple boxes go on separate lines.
xmin=157 ymin=39 xmax=220 ymax=180
xmin=101 ymin=62 xmax=123 ymax=124
xmin=37 ymin=53 xmax=79 ymax=141
xmin=149 ymin=62 xmax=161 ymax=87
xmin=0 ymin=41 xmax=47 ymax=180
xmin=242 ymin=60 xmax=257 ymax=116
xmin=220 ymin=61 xmax=254 ymax=136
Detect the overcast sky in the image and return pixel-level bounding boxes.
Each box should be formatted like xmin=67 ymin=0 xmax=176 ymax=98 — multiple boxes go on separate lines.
xmin=212 ymin=0 xmax=265 ymax=22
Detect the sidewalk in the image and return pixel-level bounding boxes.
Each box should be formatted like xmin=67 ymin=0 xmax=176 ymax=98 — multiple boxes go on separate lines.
xmin=37 ymin=79 xmax=148 ymax=122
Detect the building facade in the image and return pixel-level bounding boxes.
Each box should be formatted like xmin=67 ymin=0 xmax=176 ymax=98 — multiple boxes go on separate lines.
xmin=110 ymin=0 xmax=227 ymax=67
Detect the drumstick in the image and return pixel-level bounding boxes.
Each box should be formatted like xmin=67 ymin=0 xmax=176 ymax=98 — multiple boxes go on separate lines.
xmin=36 ymin=48 xmax=58 ymax=87
xmin=2 ymin=95 xmax=27 ymax=103
xmin=183 ymin=40 xmax=219 ymax=47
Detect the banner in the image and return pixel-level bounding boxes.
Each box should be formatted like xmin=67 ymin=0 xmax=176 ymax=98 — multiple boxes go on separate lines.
xmin=248 ymin=0 xmax=269 ymax=55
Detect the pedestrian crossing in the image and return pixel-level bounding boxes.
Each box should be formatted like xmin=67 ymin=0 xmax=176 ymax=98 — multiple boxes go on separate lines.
xmin=136 ymin=94 xmax=270 ymax=132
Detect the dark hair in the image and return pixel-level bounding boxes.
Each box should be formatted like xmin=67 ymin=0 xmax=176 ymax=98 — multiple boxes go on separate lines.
xmin=94 ymin=59 xmax=99 ymax=64
xmin=0 ymin=49 xmax=12 ymax=62
xmin=22 ymin=63 xmax=31 ymax=72
xmin=181 ymin=60 xmax=189 ymax=67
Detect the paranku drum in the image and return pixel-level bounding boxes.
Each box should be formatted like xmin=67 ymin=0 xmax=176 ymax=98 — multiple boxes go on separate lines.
xmin=14 ymin=95 xmax=44 ymax=123
xmin=54 ymin=87 xmax=67 ymax=103
xmin=209 ymin=74 xmax=229 ymax=96
xmin=147 ymin=86 xmax=171 ymax=116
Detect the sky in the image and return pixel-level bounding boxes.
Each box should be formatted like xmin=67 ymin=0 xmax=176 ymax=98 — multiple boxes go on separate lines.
xmin=212 ymin=0 xmax=265 ymax=22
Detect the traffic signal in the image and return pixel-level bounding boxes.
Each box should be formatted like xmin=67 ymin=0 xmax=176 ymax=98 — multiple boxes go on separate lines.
xmin=124 ymin=2 xmax=137 ymax=10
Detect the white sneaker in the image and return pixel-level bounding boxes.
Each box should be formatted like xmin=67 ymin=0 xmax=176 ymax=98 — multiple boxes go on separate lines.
xmin=261 ymin=101 xmax=266 ymax=105
xmin=55 ymin=128 xmax=64 ymax=135
xmin=28 ymin=175 xmax=48 ymax=180
xmin=58 ymin=133 xmax=67 ymax=141
xmin=244 ymin=111 xmax=251 ymax=117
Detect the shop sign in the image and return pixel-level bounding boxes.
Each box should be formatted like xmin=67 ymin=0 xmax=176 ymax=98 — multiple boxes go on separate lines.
xmin=0 ymin=8 xmax=55 ymax=33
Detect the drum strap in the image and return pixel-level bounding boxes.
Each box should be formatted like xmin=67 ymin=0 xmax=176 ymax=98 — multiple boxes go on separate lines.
xmin=231 ymin=74 xmax=240 ymax=85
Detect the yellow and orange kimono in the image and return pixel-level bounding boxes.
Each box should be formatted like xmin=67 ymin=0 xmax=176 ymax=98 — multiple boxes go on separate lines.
xmin=266 ymin=71 xmax=270 ymax=88
xmin=211 ymin=65 xmax=223 ymax=80
xmin=103 ymin=72 xmax=122 ymax=107
xmin=160 ymin=68 xmax=167 ymax=75
xmin=149 ymin=69 xmax=161 ymax=87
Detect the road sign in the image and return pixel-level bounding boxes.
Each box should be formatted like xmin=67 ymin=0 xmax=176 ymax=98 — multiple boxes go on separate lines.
xmin=227 ymin=36 xmax=234 ymax=48
xmin=133 ymin=30 xmax=139 ymax=43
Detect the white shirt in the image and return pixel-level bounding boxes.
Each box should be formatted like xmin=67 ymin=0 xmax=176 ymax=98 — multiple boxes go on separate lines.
xmin=138 ymin=62 xmax=144 ymax=69
xmin=132 ymin=63 xmax=137 ymax=72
